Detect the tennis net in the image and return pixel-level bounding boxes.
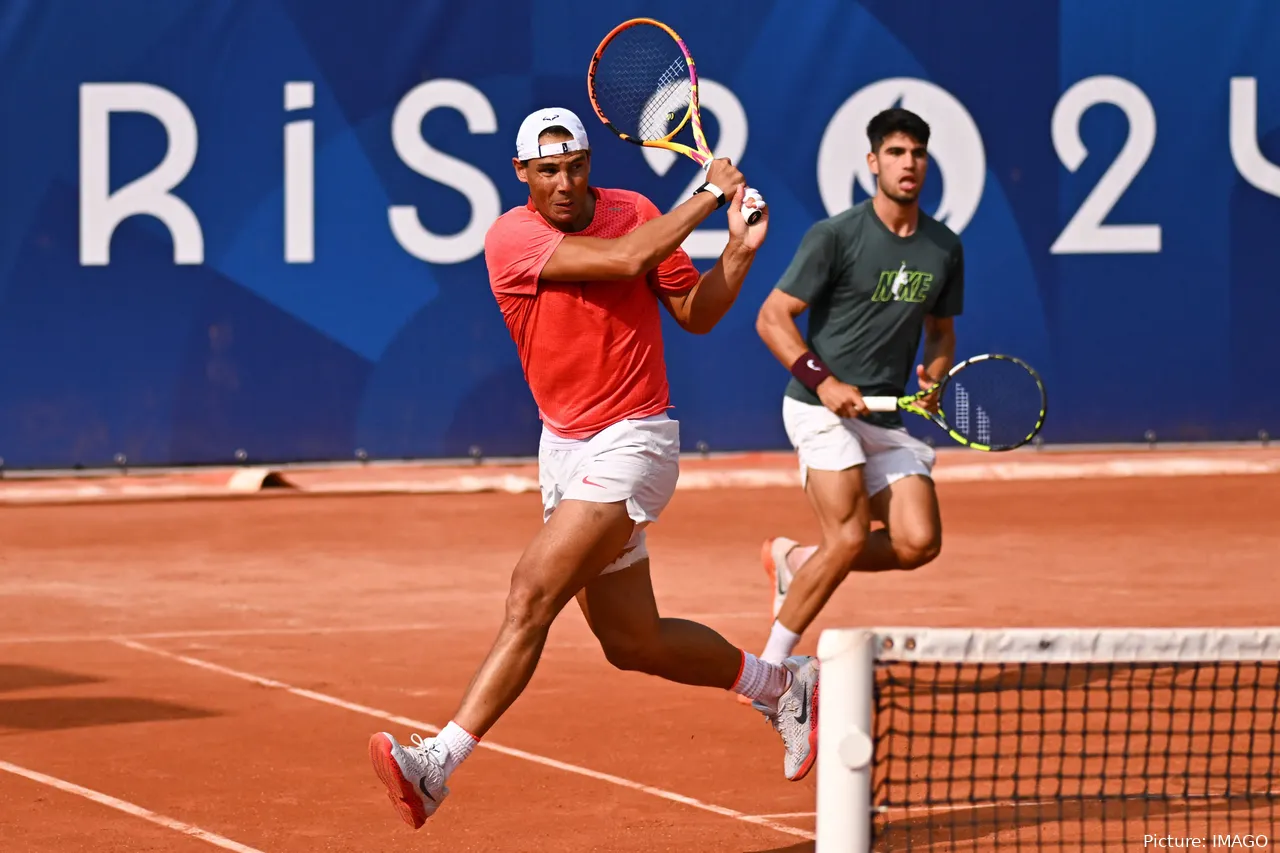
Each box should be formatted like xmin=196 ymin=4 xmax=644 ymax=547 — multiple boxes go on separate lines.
xmin=815 ymin=628 xmax=1279 ymax=851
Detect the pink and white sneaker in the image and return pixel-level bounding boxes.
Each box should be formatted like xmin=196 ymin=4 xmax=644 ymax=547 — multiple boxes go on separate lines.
xmin=761 ymin=536 xmax=800 ymax=619
xmin=754 ymin=655 xmax=820 ymax=781
xmin=369 ymin=732 xmax=449 ymax=829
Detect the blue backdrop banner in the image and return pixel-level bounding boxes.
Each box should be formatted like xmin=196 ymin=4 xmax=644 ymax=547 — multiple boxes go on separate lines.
xmin=1 ymin=0 xmax=1278 ymax=468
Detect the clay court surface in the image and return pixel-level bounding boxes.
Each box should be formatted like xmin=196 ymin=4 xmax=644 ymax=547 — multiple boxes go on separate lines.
xmin=1 ymin=449 xmax=1277 ymax=851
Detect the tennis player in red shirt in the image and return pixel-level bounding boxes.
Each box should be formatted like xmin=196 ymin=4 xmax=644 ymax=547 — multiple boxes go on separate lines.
xmin=368 ymin=107 xmax=820 ymax=829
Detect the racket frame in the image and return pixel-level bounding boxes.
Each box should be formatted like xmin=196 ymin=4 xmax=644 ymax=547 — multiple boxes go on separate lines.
xmin=862 ymin=353 xmax=1048 ymax=451
xmin=587 ymin=17 xmax=713 ymax=165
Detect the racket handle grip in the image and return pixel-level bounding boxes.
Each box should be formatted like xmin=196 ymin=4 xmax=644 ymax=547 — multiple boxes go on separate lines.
xmin=861 ymin=396 xmax=898 ymax=412
xmin=742 ymin=187 xmax=766 ymax=225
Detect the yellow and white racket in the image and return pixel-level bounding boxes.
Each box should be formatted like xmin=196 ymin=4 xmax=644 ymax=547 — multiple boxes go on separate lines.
xmin=863 ymin=354 xmax=1048 ymax=452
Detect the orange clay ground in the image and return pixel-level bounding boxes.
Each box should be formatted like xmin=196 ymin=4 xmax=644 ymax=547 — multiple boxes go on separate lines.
xmin=0 ymin=447 xmax=1277 ymax=852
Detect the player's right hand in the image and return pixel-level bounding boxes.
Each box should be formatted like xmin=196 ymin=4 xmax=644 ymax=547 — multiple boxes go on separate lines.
xmin=705 ymin=158 xmax=745 ymax=201
xmin=816 ymin=377 xmax=869 ymax=419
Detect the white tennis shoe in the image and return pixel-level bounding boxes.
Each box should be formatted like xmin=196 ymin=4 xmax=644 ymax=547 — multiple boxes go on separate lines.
xmin=369 ymin=732 xmax=449 ymax=829
xmin=755 ymin=655 xmax=820 ymax=781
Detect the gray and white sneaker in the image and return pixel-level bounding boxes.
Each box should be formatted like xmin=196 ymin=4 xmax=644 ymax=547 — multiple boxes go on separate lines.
xmin=756 ymin=655 xmax=820 ymax=781
xmin=369 ymin=732 xmax=449 ymax=828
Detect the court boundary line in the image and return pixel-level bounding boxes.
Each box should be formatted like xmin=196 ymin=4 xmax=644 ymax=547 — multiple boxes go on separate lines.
xmin=0 ymin=616 xmax=762 ymax=647
xmin=115 ymin=639 xmax=815 ymax=843
xmin=749 ymin=811 xmax=817 ymax=819
xmin=0 ymin=759 xmax=265 ymax=852
xmin=0 ymin=622 xmax=443 ymax=646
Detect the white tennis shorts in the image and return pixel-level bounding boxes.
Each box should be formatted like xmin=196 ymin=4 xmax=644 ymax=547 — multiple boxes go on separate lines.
xmin=538 ymin=413 xmax=680 ymax=575
xmin=782 ymin=396 xmax=936 ymax=497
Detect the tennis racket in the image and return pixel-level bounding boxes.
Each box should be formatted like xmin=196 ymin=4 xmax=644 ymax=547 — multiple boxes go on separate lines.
xmin=862 ymin=354 xmax=1048 ymax=452
xmin=588 ymin=17 xmax=765 ymax=225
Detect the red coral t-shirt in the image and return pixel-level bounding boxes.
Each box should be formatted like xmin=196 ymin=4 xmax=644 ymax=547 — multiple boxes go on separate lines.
xmin=483 ymin=187 xmax=700 ymax=439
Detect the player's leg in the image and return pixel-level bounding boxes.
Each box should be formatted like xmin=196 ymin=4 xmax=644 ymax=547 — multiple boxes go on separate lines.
xmin=579 ymin=551 xmax=772 ymax=690
xmin=370 ymin=499 xmax=635 ymax=828
xmin=449 ymin=499 xmax=638 ymax=734
xmin=751 ymin=398 xmax=873 ymax=666
xmin=578 ymin=554 xmax=740 ymax=686
xmin=768 ymin=422 xmax=940 ymax=579
xmin=769 ymin=475 xmax=939 ymax=584
xmin=757 ymin=425 xmax=941 ymax=667
xmin=577 ymin=555 xmax=820 ymax=781
xmin=369 ymin=429 xmax=640 ymax=829
xmin=867 ymin=471 xmax=942 ymax=567
xmin=762 ymin=465 xmax=872 ymax=658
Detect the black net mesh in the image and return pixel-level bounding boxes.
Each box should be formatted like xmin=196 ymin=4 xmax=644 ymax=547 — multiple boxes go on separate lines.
xmin=872 ymin=660 xmax=1279 ymax=850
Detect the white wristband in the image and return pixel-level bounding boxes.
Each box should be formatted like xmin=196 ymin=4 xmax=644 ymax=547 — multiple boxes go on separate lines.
xmin=695 ymin=181 xmax=726 ymax=207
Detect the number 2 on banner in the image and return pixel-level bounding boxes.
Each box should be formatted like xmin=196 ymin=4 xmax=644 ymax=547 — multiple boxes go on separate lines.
xmin=1050 ymin=75 xmax=1160 ymax=255
xmin=643 ymin=79 xmax=747 ymax=259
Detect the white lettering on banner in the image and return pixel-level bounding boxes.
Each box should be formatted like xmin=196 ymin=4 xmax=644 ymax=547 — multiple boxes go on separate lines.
xmin=817 ymin=78 xmax=986 ymax=235
xmin=79 ymin=83 xmax=203 ymax=266
xmin=388 ymin=79 xmax=501 ymax=264
xmin=284 ymin=82 xmax=315 ymax=263
xmin=1230 ymin=77 xmax=1280 ymax=198
xmin=73 ymin=74 xmax=1277 ymax=269
xmin=642 ymin=79 xmax=749 ymax=259
xmin=1050 ymin=75 xmax=1160 ymax=254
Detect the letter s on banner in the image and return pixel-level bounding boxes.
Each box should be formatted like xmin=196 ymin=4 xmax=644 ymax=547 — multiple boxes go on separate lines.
xmin=389 ymin=79 xmax=501 ymax=265
xmin=79 ymin=83 xmax=204 ymax=266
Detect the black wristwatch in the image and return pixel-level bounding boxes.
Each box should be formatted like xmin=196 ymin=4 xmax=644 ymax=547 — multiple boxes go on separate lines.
xmin=693 ymin=181 xmax=727 ymax=208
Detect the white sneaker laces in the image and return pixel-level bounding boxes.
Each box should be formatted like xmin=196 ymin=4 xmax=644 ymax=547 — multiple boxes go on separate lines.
xmin=409 ymin=732 xmax=440 ymax=758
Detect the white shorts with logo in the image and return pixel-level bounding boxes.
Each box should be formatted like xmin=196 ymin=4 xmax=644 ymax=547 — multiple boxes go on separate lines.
xmin=538 ymin=413 xmax=680 ymax=575
xmin=782 ymin=396 xmax=936 ymax=497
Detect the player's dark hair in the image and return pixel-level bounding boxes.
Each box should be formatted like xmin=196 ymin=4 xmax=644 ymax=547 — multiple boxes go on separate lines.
xmin=539 ymin=126 xmax=575 ymax=144
xmin=867 ymin=108 xmax=930 ymax=152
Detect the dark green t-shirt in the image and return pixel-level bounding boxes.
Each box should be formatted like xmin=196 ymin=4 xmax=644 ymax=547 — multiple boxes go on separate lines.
xmin=777 ymin=201 xmax=965 ymax=427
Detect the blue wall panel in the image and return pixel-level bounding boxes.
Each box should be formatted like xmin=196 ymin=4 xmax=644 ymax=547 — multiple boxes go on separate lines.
xmin=1 ymin=0 xmax=1276 ymax=467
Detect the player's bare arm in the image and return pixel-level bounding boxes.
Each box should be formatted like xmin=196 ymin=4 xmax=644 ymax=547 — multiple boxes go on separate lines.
xmin=915 ymin=315 xmax=956 ymax=412
xmin=756 ymin=289 xmax=868 ymax=418
xmin=660 ymin=186 xmax=769 ymax=334
xmin=535 ymin=157 xmax=746 ymax=281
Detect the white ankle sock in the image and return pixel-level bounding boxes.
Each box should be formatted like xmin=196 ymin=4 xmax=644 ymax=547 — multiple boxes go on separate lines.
xmin=761 ymin=621 xmax=802 ymax=665
xmin=438 ymin=721 xmax=479 ymax=778
xmin=731 ymin=652 xmax=793 ymax=711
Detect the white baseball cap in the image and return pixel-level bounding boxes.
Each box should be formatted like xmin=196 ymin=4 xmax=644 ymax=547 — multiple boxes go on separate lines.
xmin=515 ymin=107 xmax=590 ymax=161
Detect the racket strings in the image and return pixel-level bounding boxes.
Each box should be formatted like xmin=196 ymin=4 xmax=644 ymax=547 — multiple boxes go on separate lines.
xmin=939 ymin=359 xmax=1045 ymax=449
xmin=593 ymin=26 xmax=691 ymax=141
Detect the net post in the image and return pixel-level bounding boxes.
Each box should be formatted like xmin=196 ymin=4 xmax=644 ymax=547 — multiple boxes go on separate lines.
xmin=816 ymin=628 xmax=875 ymax=853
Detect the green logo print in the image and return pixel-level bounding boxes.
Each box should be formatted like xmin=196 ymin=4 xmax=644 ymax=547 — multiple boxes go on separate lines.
xmin=872 ymin=262 xmax=934 ymax=303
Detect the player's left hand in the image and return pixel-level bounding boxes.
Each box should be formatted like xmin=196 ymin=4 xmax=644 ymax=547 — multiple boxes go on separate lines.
xmin=913 ymin=364 xmax=941 ymax=414
xmin=727 ymin=185 xmax=768 ymax=250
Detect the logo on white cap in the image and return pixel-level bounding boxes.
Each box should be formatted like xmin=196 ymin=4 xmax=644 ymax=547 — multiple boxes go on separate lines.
xmin=516 ymin=107 xmax=591 ymax=161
